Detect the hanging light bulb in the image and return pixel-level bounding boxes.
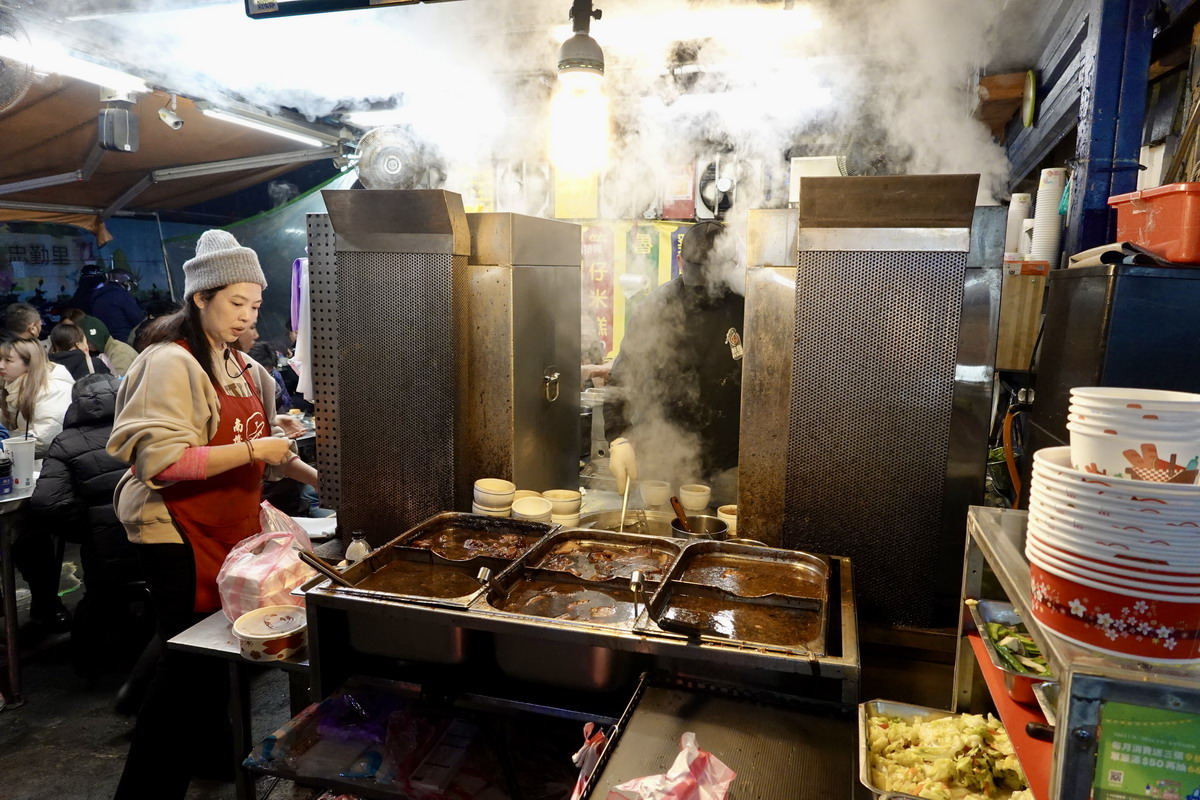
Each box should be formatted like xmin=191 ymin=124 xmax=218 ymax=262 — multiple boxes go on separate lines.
xmin=551 ymin=1 xmax=608 ymax=177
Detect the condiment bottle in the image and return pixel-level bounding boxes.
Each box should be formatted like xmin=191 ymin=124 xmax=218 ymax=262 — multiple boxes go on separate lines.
xmin=345 ymin=531 xmax=370 ymax=564
xmin=0 ymin=451 xmax=11 ymax=496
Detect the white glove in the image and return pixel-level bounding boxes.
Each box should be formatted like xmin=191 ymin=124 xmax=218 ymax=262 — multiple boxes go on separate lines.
xmin=609 ymin=438 xmax=638 ymax=493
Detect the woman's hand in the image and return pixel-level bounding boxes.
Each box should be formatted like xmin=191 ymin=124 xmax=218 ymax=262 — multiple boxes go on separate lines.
xmin=275 ymin=414 xmax=307 ymax=439
xmin=250 ymin=437 xmax=293 ymax=465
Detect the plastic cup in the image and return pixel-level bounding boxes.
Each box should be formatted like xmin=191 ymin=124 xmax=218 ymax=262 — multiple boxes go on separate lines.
xmin=2 ymin=435 xmax=36 ymax=495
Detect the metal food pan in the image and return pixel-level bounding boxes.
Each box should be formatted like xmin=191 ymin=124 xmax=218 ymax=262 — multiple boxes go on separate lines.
xmin=333 ymin=512 xmax=555 ymax=608
xmin=641 ymin=541 xmax=830 ymax=656
xmin=515 ymin=528 xmax=684 ymax=583
xmin=1032 ymin=681 xmax=1059 ymax=727
xmin=967 ymin=600 xmax=1052 ymax=705
xmin=858 ymin=700 xmax=976 ymax=800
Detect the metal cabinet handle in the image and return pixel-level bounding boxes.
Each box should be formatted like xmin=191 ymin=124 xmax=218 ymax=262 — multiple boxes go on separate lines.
xmin=544 ymin=369 xmax=561 ymax=403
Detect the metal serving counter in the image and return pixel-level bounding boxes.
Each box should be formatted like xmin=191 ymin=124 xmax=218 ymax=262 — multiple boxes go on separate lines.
xmin=304 ymin=517 xmax=860 ymax=706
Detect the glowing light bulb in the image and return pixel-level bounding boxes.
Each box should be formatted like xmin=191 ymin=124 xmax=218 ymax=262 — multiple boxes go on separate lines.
xmin=550 ymin=70 xmax=609 ymax=177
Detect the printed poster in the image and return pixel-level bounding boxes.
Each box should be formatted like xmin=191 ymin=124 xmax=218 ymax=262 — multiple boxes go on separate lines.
xmin=1093 ymin=701 xmax=1200 ymax=800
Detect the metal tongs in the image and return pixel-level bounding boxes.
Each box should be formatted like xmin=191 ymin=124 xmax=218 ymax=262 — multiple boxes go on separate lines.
xmin=294 ymin=547 xmax=355 ymax=588
xmin=630 ymin=570 xmax=646 ymax=619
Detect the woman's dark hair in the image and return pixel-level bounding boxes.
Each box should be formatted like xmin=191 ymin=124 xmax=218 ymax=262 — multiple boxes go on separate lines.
xmin=49 ymin=321 xmax=85 ymax=353
xmin=140 ymin=288 xmax=222 ymax=385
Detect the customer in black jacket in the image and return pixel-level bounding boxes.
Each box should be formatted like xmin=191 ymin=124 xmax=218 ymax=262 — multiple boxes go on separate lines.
xmin=30 ymin=372 xmax=148 ymax=678
xmin=48 ymin=321 xmax=112 ymax=381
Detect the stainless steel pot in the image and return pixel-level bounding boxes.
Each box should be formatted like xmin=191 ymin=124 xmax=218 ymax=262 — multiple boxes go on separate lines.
xmin=577 ymin=509 xmax=677 ymax=537
xmin=669 ymin=515 xmax=728 ymax=540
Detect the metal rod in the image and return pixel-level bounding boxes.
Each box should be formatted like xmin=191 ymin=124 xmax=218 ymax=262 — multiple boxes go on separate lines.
xmin=294 ymin=548 xmax=354 ymax=587
xmin=618 ymin=475 xmax=630 ymax=533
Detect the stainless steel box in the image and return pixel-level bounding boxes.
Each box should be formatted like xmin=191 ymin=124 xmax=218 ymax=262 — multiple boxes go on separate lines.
xmin=465 ymin=213 xmax=581 ymax=492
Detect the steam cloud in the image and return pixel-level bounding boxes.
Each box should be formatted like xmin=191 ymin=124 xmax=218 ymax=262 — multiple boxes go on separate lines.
xmin=39 ymin=0 xmax=1023 ymax=495
xmin=50 ymin=0 xmax=1017 ymax=212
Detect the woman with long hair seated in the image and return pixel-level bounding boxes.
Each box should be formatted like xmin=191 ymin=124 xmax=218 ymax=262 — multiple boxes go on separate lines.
xmin=106 ymin=229 xmax=317 ymax=799
xmin=1 ymin=332 xmax=77 ymax=629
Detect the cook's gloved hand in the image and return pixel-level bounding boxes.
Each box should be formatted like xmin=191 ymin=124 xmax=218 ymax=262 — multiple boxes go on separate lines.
xmin=609 ymin=437 xmax=638 ymax=493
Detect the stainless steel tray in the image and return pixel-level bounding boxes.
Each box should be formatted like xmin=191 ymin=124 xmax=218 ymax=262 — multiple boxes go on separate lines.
xmin=479 ymin=530 xmax=683 ymax=633
xmin=967 ymin=599 xmax=1052 ymax=705
xmin=641 ymin=541 xmax=830 ymax=656
xmin=1032 ymin=680 xmax=1059 ymax=727
xmin=577 ymin=509 xmax=677 ymax=538
xmin=331 ymin=512 xmax=555 ymax=609
xmin=858 ymin=699 xmax=1033 ymax=800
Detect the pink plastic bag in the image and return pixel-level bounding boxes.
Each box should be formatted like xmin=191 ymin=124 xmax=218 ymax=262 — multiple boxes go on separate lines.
xmin=216 ymin=502 xmax=317 ymax=622
xmin=606 ymin=733 xmax=736 ymax=800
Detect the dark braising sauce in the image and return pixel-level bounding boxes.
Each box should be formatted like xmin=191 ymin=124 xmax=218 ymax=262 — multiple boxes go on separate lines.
xmin=662 ymin=593 xmax=821 ymax=647
xmin=535 ymin=541 xmax=673 ymax=582
xmin=355 ymin=561 xmax=482 ymax=599
xmin=496 ymin=580 xmax=636 ymax=625
xmin=407 ymin=530 xmax=537 ymax=561
xmin=680 ymin=554 xmax=825 ymax=598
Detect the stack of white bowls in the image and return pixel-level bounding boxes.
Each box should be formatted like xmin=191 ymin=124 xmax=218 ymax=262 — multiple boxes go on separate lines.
xmin=543 ymin=489 xmax=582 ymax=528
xmin=1026 ymin=445 xmax=1200 ymax=663
xmin=472 ymin=479 xmax=515 ymax=517
xmin=511 ymin=495 xmax=553 ymax=523
xmin=1067 ymin=387 xmax=1200 ymax=483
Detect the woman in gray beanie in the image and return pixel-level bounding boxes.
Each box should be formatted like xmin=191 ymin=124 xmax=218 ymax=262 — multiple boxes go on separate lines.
xmin=106 ymin=229 xmax=318 ymax=799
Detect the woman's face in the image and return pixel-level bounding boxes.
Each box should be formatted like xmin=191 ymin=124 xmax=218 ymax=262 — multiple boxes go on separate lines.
xmin=0 ymin=350 xmax=28 ymax=382
xmin=195 ymin=283 xmax=263 ymax=347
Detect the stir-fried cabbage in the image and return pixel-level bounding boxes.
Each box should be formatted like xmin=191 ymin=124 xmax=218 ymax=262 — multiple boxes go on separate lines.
xmin=867 ymin=712 xmax=1032 ymax=800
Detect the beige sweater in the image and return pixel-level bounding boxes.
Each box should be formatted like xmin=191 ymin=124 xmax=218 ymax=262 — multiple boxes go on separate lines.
xmin=107 ymin=342 xmax=293 ymax=545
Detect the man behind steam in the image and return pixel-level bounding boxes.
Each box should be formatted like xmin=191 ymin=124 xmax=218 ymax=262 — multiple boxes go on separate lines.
xmin=603 ymin=221 xmax=745 ymax=508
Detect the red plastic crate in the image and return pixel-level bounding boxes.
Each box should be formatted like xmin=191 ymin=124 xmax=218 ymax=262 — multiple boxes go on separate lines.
xmin=1108 ymin=182 xmax=1200 ymax=263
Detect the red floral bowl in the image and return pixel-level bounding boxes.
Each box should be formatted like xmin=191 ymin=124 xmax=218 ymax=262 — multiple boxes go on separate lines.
xmin=1029 ymin=561 xmax=1200 ymax=662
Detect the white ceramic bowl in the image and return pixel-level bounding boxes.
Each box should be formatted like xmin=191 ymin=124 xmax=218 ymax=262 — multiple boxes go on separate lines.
xmin=542 ymin=489 xmax=582 ymax=516
xmin=716 ymin=504 xmax=737 ymax=537
xmin=512 ymin=496 xmax=553 ymax=521
xmin=552 ymin=514 xmax=581 ymax=528
xmin=640 ymin=480 xmax=671 ymax=507
xmin=513 ymin=490 xmax=543 ymax=501
xmin=1067 ymin=421 xmax=1200 ymax=484
xmin=474 ymin=478 xmax=516 ymax=509
xmin=472 ymin=502 xmax=511 ymax=518
xmin=678 ymin=483 xmax=711 ymax=512
xmin=232 ymin=605 xmax=307 ymax=662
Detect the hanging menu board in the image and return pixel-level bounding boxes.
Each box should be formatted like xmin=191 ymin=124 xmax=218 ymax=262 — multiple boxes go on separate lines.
xmin=1092 ymin=701 xmax=1200 ymax=800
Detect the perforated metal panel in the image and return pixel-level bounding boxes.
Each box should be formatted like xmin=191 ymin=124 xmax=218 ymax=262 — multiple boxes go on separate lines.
xmin=325 ymin=250 xmax=465 ymax=544
xmin=782 ymin=249 xmax=966 ymax=626
xmin=307 ymin=214 xmax=341 ymax=507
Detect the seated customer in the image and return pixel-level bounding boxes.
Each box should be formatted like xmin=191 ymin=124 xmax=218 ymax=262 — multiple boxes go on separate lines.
xmin=1 ymin=333 xmax=76 ymax=630
xmin=48 ymin=322 xmax=112 ymax=380
xmin=4 ymin=302 xmax=43 ymax=341
xmin=61 ymin=308 xmax=138 ymax=377
xmin=30 ymin=373 xmax=147 ymax=675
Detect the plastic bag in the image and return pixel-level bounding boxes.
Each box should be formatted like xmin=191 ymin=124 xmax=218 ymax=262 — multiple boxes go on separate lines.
xmin=217 ymin=501 xmax=317 ymax=622
xmin=607 ymin=733 xmax=736 ymax=800
xmin=569 ymin=722 xmax=610 ymax=800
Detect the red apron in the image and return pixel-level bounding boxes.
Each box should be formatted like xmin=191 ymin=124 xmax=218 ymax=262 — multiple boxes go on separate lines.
xmin=158 ymin=343 xmax=268 ymax=613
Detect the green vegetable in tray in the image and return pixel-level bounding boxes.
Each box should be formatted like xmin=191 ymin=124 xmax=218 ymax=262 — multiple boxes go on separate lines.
xmin=867 ymin=712 xmax=1033 ymax=800
xmin=985 ymin=621 xmax=1051 ymax=677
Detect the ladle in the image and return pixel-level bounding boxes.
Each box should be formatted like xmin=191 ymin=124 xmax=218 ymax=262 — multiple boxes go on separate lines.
xmin=669 ymin=496 xmax=693 ymax=533
xmin=618 ymin=475 xmax=631 ymax=533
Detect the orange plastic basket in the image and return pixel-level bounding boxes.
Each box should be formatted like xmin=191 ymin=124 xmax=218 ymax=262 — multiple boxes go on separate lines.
xmin=1108 ymin=182 xmax=1200 ymax=264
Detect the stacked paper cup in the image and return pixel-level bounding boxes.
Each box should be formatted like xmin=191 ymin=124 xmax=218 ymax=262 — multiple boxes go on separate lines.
xmin=1025 ymin=385 xmax=1200 ymax=663
xmin=1029 ymin=168 xmax=1068 ymax=265
xmin=1004 ymin=193 xmax=1032 ymax=253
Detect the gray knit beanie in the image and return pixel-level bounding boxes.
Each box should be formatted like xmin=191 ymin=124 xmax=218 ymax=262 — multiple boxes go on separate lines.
xmin=182 ymin=230 xmax=267 ymax=298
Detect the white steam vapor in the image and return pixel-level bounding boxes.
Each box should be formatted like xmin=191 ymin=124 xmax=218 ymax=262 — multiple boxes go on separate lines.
xmin=44 ymin=0 xmax=1012 ymax=211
